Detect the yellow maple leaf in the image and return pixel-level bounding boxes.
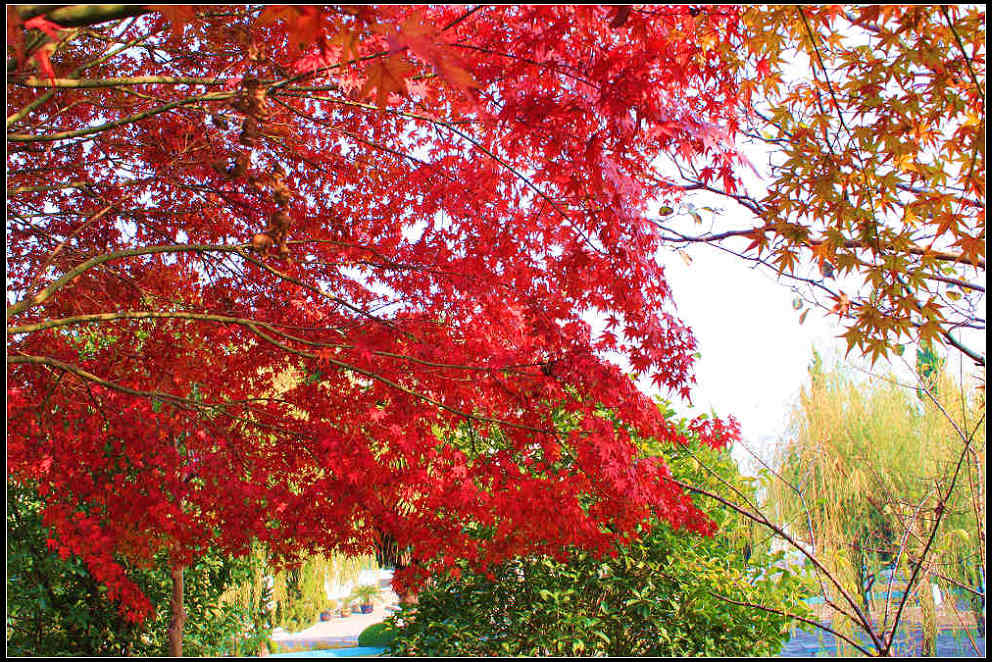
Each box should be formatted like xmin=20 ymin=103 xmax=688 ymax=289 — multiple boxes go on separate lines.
xmin=894 ymin=153 xmax=917 ymax=173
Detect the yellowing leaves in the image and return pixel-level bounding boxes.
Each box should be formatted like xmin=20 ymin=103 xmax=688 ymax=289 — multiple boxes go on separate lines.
xmin=831 ymin=292 xmax=851 ymax=317
xmin=745 ymin=5 xmax=985 ymax=365
xmin=893 ymin=153 xmax=917 ymax=173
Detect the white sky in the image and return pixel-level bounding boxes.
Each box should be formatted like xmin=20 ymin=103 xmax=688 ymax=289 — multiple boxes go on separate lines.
xmin=658 ymin=240 xmax=847 ymax=469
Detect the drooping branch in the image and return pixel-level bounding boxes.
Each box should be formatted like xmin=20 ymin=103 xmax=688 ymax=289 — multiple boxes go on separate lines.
xmin=671 ymin=477 xmax=884 ymax=652
xmin=7 ymin=90 xmax=235 ymax=143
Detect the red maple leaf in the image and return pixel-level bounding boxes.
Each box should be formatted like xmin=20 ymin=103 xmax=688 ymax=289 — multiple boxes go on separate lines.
xmin=361 ymin=54 xmax=414 ymax=109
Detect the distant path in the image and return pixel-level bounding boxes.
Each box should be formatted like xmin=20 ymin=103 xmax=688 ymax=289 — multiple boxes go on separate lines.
xmin=271 ymin=608 xmax=392 ymax=651
xmin=270 ymin=577 xmax=399 ymax=654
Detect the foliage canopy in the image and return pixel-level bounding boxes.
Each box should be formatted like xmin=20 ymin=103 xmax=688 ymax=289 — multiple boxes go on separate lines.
xmin=657 ymin=5 xmax=985 ymax=366
xmin=7 ymin=5 xmax=748 ymax=619
xmin=7 ymin=4 xmax=983 ymax=626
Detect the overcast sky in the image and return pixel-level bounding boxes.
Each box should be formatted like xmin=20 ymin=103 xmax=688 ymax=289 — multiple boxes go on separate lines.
xmin=659 ymin=239 xmax=845 ymax=469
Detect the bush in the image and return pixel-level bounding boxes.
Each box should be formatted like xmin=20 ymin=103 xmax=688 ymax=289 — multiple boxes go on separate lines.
xmin=6 ymin=482 xmax=271 ymax=656
xmin=386 ymin=420 xmax=813 ymax=656
xmin=358 ymin=622 xmax=397 ymax=647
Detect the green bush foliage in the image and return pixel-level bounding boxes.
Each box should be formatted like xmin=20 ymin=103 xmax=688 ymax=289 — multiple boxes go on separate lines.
xmin=358 ymin=622 xmax=397 ymax=647
xmin=386 ymin=406 xmax=812 ymax=656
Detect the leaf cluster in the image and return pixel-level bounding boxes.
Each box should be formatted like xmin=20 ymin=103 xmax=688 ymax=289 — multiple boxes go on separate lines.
xmin=743 ymin=6 xmax=985 ymax=364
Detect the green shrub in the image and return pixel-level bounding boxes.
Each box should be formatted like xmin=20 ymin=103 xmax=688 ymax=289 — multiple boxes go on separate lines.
xmin=358 ymin=622 xmax=397 ymax=647
xmin=6 ymin=481 xmax=271 ymax=656
xmin=386 ymin=415 xmax=814 ymax=656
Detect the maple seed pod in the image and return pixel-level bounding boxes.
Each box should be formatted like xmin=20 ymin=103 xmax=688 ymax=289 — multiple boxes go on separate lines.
xmin=229 ymin=153 xmax=249 ymax=178
xmin=252 ymin=87 xmax=269 ymax=116
xmin=239 ymin=117 xmax=260 ymax=145
xmin=272 ymin=177 xmax=292 ymax=204
xmin=251 ymin=232 xmax=273 ymax=251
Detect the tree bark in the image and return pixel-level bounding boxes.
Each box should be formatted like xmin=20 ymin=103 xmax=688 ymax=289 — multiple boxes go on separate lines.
xmin=167 ymin=564 xmax=186 ymax=657
xmin=16 ymin=5 xmax=151 ymax=27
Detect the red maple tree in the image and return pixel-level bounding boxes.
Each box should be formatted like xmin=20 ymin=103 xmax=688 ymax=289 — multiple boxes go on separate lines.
xmin=7 ymin=5 xmax=748 ymax=624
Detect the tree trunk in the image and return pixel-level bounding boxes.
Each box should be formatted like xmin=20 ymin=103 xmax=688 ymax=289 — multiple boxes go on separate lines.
xmin=167 ymin=564 xmax=186 ymax=657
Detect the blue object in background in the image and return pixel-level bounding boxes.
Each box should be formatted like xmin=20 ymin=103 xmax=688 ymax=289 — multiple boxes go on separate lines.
xmin=269 ymin=646 xmax=385 ymax=658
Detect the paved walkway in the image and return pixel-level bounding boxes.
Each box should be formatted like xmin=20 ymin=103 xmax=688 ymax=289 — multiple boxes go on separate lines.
xmin=271 ymin=609 xmax=392 ymax=650
xmin=270 ymin=578 xmax=400 ymax=654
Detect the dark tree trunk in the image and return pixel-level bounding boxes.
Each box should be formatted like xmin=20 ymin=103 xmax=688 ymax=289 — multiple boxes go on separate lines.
xmin=167 ymin=564 xmax=186 ymax=657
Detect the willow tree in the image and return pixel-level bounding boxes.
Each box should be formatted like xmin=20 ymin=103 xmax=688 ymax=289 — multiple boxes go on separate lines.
xmin=768 ymin=354 xmax=986 ymax=655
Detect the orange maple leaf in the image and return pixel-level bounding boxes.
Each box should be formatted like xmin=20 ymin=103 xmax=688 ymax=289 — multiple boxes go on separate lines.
xmin=743 ymin=227 xmax=769 ymax=255
xmin=810 ymin=240 xmax=836 ymax=272
xmin=831 ymin=292 xmax=851 ymax=317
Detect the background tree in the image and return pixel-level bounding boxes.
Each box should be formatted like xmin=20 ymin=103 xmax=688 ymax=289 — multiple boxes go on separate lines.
xmin=654 ymin=5 xmax=985 ymax=367
xmin=766 ymin=354 xmax=985 ymax=655
xmin=386 ymin=407 xmax=813 ymax=656
xmin=268 ymin=551 xmax=378 ymax=632
xmin=7 ymin=4 xmax=752 ymax=644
